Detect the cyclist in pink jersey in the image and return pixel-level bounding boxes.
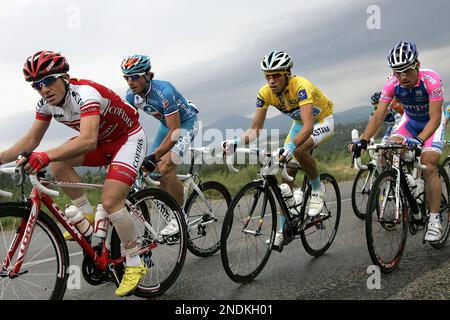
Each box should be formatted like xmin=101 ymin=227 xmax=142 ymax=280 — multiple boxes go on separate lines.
xmin=351 ymin=42 xmax=445 ymax=242
xmin=0 ymin=51 xmax=147 ymax=296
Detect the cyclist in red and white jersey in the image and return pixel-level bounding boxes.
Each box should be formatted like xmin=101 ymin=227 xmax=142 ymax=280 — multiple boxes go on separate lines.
xmin=0 ymin=51 xmax=147 ymax=296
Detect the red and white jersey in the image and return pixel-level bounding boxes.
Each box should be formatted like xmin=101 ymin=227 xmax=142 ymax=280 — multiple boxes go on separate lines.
xmin=35 ymin=78 xmax=141 ymax=142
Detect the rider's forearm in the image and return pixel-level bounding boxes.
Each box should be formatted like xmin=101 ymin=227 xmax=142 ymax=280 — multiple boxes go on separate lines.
xmin=0 ymin=135 xmax=41 ymax=164
xmin=361 ymin=116 xmax=384 ymax=141
xmin=153 ymin=129 xmax=178 ymax=161
xmin=45 ymin=136 xmax=97 ymax=162
xmin=239 ymin=127 xmax=262 ymax=145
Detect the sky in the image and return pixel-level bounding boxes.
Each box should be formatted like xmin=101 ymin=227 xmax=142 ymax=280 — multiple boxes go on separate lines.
xmin=0 ymin=0 xmax=450 ymax=151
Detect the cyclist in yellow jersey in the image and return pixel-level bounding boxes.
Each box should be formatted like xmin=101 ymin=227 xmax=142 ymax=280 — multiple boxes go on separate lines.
xmin=222 ymin=50 xmax=335 ymax=250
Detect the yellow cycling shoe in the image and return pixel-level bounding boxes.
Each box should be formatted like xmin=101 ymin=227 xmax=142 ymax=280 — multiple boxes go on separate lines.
xmin=115 ymin=260 xmax=147 ymax=297
xmin=63 ymin=213 xmax=95 ymax=241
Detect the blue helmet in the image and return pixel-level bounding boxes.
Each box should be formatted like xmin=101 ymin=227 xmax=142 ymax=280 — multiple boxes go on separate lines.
xmin=121 ymin=54 xmax=151 ymax=75
xmin=387 ymin=42 xmax=418 ymax=72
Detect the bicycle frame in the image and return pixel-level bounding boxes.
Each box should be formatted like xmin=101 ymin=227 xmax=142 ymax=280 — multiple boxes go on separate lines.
xmin=367 ymin=146 xmax=422 ymax=223
xmin=2 ymin=178 xmax=158 ymax=283
xmin=233 ymin=150 xmax=328 ymax=237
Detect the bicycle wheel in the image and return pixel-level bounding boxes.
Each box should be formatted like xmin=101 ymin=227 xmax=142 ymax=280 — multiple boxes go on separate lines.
xmin=185 ymin=181 xmax=232 ymax=257
xmin=430 ymin=165 xmax=450 ymax=249
xmin=300 ymin=173 xmax=341 ymax=256
xmin=366 ymin=169 xmax=408 ymax=273
xmin=111 ymin=188 xmax=187 ymax=298
xmin=0 ymin=202 xmax=69 ymax=300
xmin=351 ymin=167 xmax=375 ymax=220
xmin=442 ymin=156 xmax=450 ymax=181
xmin=220 ymin=180 xmax=277 ymax=283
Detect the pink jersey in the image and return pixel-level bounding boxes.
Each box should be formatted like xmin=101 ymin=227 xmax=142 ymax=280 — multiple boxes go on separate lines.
xmin=379 ymin=69 xmax=444 ymax=121
xmin=35 ymin=79 xmax=141 ymax=142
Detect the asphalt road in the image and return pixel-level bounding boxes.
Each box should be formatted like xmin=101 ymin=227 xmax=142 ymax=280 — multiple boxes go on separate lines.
xmin=60 ymin=181 xmax=450 ymax=300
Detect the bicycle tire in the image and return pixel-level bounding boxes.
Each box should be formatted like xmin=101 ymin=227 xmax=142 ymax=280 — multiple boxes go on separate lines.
xmin=220 ymin=180 xmax=277 ymax=283
xmin=300 ymin=173 xmax=341 ymax=256
xmin=351 ymin=168 xmax=374 ymax=220
xmin=0 ymin=202 xmax=69 ymax=300
xmin=366 ymin=169 xmax=408 ymax=273
xmin=442 ymin=156 xmax=450 ymax=182
xmin=185 ymin=181 xmax=232 ymax=257
xmin=111 ymin=188 xmax=187 ymax=298
xmin=430 ymin=165 xmax=450 ymax=249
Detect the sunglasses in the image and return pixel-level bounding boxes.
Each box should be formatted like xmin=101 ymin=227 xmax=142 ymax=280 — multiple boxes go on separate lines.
xmin=31 ymin=74 xmax=64 ymax=90
xmin=123 ymin=73 xmax=146 ymax=81
xmin=392 ymin=63 xmax=418 ymax=77
xmin=264 ymin=71 xmax=287 ymax=80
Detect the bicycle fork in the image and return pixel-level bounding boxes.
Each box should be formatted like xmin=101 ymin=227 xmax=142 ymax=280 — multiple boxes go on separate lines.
xmin=1 ymin=192 xmax=43 ymax=279
xmin=242 ymin=188 xmax=267 ymax=236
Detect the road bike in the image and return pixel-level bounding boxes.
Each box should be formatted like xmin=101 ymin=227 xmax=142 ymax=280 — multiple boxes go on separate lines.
xmin=0 ymin=165 xmax=187 ymax=299
xmin=220 ymin=148 xmax=341 ymax=283
xmin=360 ymin=143 xmax=450 ymax=273
xmin=138 ymin=147 xmax=232 ymax=257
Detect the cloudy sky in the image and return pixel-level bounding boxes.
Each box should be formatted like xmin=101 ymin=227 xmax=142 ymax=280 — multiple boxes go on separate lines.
xmin=1 ymin=0 xmax=449 ymax=151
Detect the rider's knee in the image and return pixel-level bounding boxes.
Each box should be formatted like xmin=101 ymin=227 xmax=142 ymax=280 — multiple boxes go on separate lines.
xmin=158 ymin=161 xmax=176 ymax=177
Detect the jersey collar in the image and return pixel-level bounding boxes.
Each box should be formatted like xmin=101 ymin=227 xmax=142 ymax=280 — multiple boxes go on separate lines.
xmin=140 ymin=80 xmax=152 ymax=98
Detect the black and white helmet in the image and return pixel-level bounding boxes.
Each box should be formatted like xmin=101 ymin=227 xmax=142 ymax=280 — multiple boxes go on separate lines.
xmin=387 ymin=42 xmax=418 ymax=72
xmin=260 ymin=50 xmax=293 ymax=72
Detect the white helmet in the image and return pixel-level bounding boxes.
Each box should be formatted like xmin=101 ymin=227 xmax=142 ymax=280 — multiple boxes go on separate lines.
xmin=260 ymin=50 xmax=293 ymax=72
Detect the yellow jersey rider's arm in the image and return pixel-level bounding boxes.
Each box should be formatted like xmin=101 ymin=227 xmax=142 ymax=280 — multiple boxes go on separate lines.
xmin=235 ymin=107 xmax=268 ymax=147
xmin=0 ymin=119 xmax=49 ymax=164
xmin=152 ymin=111 xmax=181 ymax=162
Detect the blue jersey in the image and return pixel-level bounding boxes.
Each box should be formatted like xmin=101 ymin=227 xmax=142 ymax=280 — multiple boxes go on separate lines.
xmin=125 ymin=80 xmax=198 ymax=127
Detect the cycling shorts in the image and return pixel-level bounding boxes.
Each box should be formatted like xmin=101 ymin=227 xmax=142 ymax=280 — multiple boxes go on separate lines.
xmin=82 ymin=127 xmax=147 ymax=186
xmin=149 ymin=115 xmax=199 ymax=161
xmin=390 ymin=113 xmax=445 ymax=154
xmin=284 ymin=115 xmax=335 ymax=149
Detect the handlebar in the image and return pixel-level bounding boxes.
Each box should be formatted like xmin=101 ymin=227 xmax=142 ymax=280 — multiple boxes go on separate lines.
xmin=29 ymin=174 xmax=60 ymax=197
xmin=0 ymin=190 xmax=13 ymax=198
xmin=226 ymin=148 xmax=294 ymax=182
xmin=0 ymin=164 xmax=59 ymax=198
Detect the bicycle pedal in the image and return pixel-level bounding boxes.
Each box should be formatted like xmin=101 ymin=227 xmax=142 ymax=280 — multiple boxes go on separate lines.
xmin=272 ymin=244 xmax=283 ymax=253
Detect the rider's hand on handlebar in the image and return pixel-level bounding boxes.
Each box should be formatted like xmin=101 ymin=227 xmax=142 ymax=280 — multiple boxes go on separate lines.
xmin=404 ymin=137 xmax=424 ymax=150
xmin=277 ymin=142 xmax=295 ymax=163
xmin=350 ymin=139 xmax=368 ymax=158
xmin=17 ymin=151 xmax=51 ymax=175
xmin=141 ymin=154 xmax=158 ymax=173
xmin=222 ymin=139 xmax=238 ymax=155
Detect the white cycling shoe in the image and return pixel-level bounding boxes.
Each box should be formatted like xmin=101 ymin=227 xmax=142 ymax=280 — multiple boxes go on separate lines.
xmin=424 ymin=222 xmax=443 ymax=242
xmin=265 ymin=232 xmax=284 ymax=251
xmin=160 ymin=219 xmax=179 ymax=236
xmin=308 ymin=187 xmax=326 ymax=217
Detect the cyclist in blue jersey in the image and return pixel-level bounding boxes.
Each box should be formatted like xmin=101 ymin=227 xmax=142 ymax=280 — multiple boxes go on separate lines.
xmin=121 ymin=54 xmax=199 ymax=235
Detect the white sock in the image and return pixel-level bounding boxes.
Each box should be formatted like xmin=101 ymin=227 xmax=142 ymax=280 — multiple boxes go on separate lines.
xmin=109 ymin=208 xmax=138 ymax=250
xmin=429 ymin=213 xmax=440 ymax=223
xmin=125 ymin=252 xmax=141 ymax=267
xmin=72 ymin=195 xmax=94 ymax=214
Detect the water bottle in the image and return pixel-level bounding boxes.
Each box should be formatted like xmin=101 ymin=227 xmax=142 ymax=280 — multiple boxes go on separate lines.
xmin=293 ymin=188 xmax=304 ymax=206
xmin=65 ymin=205 xmax=93 ymax=237
xmin=280 ymin=184 xmax=299 ymax=216
xmin=93 ymin=204 xmax=108 ymax=239
xmin=405 ymin=174 xmax=421 ymax=219
xmin=414 ymin=178 xmax=425 ymax=204
xmin=351 ymin=129 xmax=359 ymax=142
xmin=405 ymin=173 xmax=416 ymax=190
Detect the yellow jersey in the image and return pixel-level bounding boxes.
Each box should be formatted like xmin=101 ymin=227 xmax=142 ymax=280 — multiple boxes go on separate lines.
xmin=256 ymin=75 xmax=333 ymax=123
